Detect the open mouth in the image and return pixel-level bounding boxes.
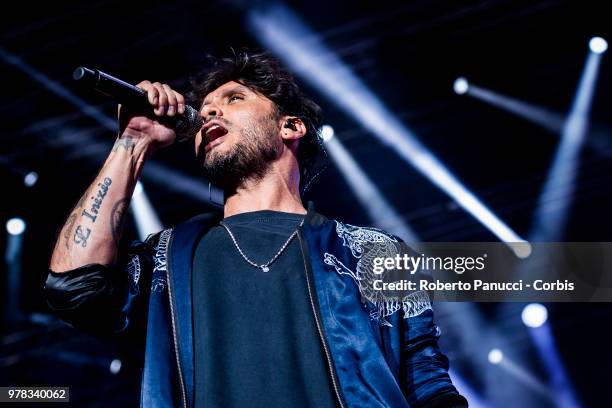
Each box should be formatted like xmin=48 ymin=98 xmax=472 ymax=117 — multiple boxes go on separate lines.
xmin=204 ymin=122 xmax=229 ymax=153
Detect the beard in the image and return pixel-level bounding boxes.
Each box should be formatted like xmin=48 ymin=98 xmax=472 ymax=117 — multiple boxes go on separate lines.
xmin=198 ymin=113 xmax=282 ymax=193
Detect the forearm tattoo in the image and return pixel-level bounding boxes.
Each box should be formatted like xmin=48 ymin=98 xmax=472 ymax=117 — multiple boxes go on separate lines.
xmin=112 ymin=135 xmax=135 ymax=152
xmin=64 ymin=177 xmax=114 ymax=249
xmin=81 ymin=177 xmax=112 ymax=223
xmin=110 ymin=197 xmax=130 ymax=245
xmin=73 ymin=225 xmax=92 ymax=248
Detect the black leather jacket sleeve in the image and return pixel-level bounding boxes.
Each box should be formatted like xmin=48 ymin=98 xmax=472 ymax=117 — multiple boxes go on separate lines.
xmin=44 ymin=238 xmax=157 ymax=338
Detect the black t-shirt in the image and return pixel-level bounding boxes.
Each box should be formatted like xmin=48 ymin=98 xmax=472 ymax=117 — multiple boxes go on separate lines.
xmin=192 ymin=210 xmax=337 ymax=408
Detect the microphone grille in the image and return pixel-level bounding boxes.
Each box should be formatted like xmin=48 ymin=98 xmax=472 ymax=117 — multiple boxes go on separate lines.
xmin=175 ymin=105 xmax=203 ymax=143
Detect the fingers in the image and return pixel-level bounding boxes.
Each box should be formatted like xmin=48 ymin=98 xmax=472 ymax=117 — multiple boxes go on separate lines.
xmin=151 ymin=82 xmax=168 ymax=115
xmin=162 ymin=84 xmax=177 ymax=116
xmin=136 ymin=80 xmax=185 ymax=117
xmin=174 ymin=90 xmax=185 ymax=115
xmin=137 ymin=80 xmax=157 ymax=106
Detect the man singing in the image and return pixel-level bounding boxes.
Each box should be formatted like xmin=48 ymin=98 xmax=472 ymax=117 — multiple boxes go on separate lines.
xmin=45 ymin=50 xmax=468 ymax=408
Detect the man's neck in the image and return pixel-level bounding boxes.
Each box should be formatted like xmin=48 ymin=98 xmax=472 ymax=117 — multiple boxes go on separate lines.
xmin=223 ymin=171 xmax=306 ymax=218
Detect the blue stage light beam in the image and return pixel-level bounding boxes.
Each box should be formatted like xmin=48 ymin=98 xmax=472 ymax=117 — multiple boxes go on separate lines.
xmin=131 ymin=181 xmax=164 ymax=240
xmin=528 ymin=324 xmax=581 ymax=408
xmin=455 ymin=79 xmax=612 ymax=160
xmin=249 ymin=4 xmax=527 ymax=256
xmin=523 ymin=304 xmax=581 ymax=408
xmin=458 ymin=80 xmax=565 ymax=134
xmin=529 ymin=40 xmax=606 ymax=241
xmin=5 ymin=218 xmax=26 ymax=266
xmin=323 ymin=128 xmax=418 ymax=241
xmin=435 ymin=302 xmax=513 ymax=407
xmin=492 ymin=350 xmax=556 ymax=403
xmin=5 ymin=218 xmax=26 ymax=324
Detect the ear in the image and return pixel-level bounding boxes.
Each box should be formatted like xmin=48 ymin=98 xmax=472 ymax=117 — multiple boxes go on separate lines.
xmin=279 ymin=116 xmax=307 ymax=142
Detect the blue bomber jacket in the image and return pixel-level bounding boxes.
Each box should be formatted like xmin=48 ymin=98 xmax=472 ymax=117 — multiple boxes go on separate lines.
xmin=45 ymin=207 xmax=468 ymax=408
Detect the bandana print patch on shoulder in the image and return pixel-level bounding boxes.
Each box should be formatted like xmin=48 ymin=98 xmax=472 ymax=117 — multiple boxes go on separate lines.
xmin=151 ymin=228 xmax=172 ymax=293
xmin=126 ymin=255 xmax=141 ymax=294
xmin=324 ymin=221 xmax=431 ymax=326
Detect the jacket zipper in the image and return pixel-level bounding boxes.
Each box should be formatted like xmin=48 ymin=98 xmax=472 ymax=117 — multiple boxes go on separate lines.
xmin=298 ymin=229 xmax=346 ymax=408
xmin=165 ymin=230 xmax=188 ymax=408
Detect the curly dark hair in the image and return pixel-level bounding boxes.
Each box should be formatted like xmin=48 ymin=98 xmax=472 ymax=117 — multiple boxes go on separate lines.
xmin=187 ymin=49 xmax=326 ymax=194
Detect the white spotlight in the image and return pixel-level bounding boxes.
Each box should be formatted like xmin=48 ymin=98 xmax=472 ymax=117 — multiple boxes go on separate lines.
xmin=133 ymin=180 xmax=144 ymax=197
xmin=454 ymin=77 xmax=469 ymax=95
xmin=320 ymin=125 xmax=335 ymax=142
xmin=24 ymin=171 xmax=38 ymax=187
xmin=109 ymin=358 xmax=122 ymax=374
xmin=512 ymin=241 xmax=532 ymax=259
xmin=522 ymin=303 xmax=548 ymax=328
xmin=6 ymin=218 xmax=26 ymax=235
xmin=130 ymin=181 xmax=164 ymax=240
xmin=488 ymin=348 xmax=503 ymax=364
xmin=589 ymin=37 xmax=608 ymax=54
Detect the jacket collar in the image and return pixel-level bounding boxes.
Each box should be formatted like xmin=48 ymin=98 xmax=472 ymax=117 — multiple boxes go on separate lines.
xmin=305 ymin=201 xmax=328 ymax=227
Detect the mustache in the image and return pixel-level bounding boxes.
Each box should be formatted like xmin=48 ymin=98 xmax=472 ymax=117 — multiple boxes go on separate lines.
xmin=203 ymin=116 xmax=231 ymax=127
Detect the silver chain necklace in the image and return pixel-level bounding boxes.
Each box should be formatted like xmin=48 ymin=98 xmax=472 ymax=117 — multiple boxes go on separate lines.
xmin=219 ymin=219 xmax=304 ymax=272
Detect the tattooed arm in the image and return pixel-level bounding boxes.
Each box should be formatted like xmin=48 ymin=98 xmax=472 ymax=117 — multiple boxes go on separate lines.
xmin=45 ymin=81 xmax=184 ymax=335
xmin=49 ymin=80 xmax=185 ymax=272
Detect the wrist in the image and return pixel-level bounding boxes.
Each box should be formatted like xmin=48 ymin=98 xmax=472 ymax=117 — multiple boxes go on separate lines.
xmin=107 ymin=136 xmax=153 ymax=180
xmin=111 ymin=134 xmax=156 ymax=162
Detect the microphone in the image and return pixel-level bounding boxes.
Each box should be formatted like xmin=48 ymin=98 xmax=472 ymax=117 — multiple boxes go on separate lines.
xmin=73 ymin=66 xmax=202 ymax=142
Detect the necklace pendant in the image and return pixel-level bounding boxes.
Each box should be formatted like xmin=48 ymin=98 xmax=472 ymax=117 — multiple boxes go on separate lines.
xmin=261 ymin=265 xmax=270 ymax=272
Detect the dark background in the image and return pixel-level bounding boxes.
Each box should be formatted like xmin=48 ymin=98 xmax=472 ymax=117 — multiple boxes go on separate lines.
xmin=1 ymin=1 xmax=610 ymax=406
